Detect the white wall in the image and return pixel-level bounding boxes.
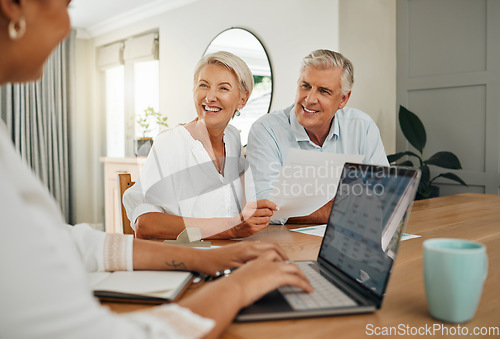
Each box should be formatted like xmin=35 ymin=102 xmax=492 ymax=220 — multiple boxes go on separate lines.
xmin=339 ymin=0 xmax=397 ymax=154
xmin=92 ymin=0 xmax=341 ymax=126
xmin=72 ymin=0 xmax=397 ymax=224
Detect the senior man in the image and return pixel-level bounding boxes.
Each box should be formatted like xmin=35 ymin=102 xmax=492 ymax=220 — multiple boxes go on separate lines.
xmin=246 ymin=49 xmax=389 ymax=224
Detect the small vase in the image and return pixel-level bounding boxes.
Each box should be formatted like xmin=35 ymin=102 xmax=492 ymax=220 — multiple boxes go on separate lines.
xmin=135 ymin=137 xmax=153 ymax=157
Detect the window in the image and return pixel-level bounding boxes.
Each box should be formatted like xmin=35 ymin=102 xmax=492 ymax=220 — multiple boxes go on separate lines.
xmin=105 ymin=66 xmax=125 ymax=157
xmin=99 ymin=33 xmax=159 ymax=157
xmin=133 ymin=60 xmax=160 ymax=140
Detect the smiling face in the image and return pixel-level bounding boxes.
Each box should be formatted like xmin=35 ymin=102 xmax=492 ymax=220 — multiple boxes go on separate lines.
xmin=294 ymin=66 xmax=351 ymax=145
xmin=193 ymin=64 xmax=249 ymax=132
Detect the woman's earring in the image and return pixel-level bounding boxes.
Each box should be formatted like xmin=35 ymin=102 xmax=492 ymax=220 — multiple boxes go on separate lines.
xmin=8 ymin=17 xmax=26 ymax=40
xmin=234 ymin=110 xmax=241 ymax=117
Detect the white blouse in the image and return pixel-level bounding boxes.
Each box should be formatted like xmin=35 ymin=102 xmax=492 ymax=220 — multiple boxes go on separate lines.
xmin=0 ymin=121 xmax=214 ymax=339
xmin=124 ymin=124 xmax=249 ymax=231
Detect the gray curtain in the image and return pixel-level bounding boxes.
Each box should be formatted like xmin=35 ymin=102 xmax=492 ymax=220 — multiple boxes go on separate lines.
xmin=0 ymin=31 xmax=75 ymax=222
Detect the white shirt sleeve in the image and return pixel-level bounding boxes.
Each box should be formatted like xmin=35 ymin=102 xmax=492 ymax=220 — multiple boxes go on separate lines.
xmin=67 ymin=223 xmax=133 ymax=272
xmin=364 ymin=121 xmax=390 ymax=167
xmin=124 ymin=304 xmax=215 ymax=338
xmin=246 ymin=120 xmax=283 ymax=201
xmin=123 ymin=178 xmax=166 ymax=230
xmin=123 ymin=128 xmax=187 ymax=228
xmin=246 ymin=120 xmax=288 ymax=224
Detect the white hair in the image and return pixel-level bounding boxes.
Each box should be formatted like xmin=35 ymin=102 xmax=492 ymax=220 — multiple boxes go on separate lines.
xmin=194 ymin=51 xmax=254 ymax=95
xmin=301 ymin=49 xmax=354 ymax=94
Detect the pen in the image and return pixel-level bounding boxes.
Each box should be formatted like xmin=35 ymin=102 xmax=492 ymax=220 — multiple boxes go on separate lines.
xmin=207 ymin=267 xmax=237 ymax=281
xmin=193 ymin=273 xmax=207 ymax=284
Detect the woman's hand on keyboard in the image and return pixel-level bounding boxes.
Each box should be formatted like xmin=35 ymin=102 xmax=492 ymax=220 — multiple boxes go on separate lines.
xmin=177 ymin=252 xmax=312 ymax=338
xmin=225 ymin=252 xmax=314 ymax=307
xmin=195 ymin=241 xmax=289 ymax=276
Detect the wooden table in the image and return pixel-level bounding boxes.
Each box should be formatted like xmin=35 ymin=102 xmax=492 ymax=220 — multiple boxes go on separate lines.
xmin=104 ymin=193 xmax=500 ymax=338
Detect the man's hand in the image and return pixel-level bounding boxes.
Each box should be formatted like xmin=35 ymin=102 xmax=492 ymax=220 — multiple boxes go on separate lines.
xmin=288 ymin=199 xmax=334 ymax=224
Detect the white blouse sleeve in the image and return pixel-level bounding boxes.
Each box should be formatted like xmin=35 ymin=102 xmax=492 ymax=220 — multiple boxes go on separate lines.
xmin=69 ymin=223 xmax=134 ymax=272
xmin=124 ymin=304 xmax=215 ymax=338
xmin=123 ymin=178 xmax=165 ymax=230
xmin=123 ymin=128 xmax=189 ymax=227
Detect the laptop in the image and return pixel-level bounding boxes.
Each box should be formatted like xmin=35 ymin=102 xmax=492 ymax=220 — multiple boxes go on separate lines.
xmin=236 ymin=163 xmax=421 ymax=322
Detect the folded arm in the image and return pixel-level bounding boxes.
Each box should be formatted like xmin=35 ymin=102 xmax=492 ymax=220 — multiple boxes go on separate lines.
xmin=135 ymin=198 xmax=277 ymax=240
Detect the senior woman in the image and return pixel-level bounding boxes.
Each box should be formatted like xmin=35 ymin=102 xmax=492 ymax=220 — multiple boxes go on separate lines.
xmin=0 ymin=0 xmax=311 ymax=338
xmin=124 ymin=51 xmax=277 ymax=240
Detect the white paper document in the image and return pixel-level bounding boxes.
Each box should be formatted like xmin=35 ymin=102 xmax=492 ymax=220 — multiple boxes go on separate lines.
xmin=269 ymin=149 xmax=363 ymax=220
xmin=290 ymin=225 xmax=420 ymax=242
xmin=401 ymin=233 xmax=421 ymax=241
xmin=290 ymin=224 xmax=327 ymax=237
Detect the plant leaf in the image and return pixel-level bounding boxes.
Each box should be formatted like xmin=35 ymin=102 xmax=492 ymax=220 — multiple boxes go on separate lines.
xmin=397 ymin=160 xmax=415 ymax=167
xmin=424 ymin=151 xmax=462 ymax=169
xmin=419 ymin=185 xmax=432 ymax=197
xmin=387 ymin=151 xmax=421 ymax=164
xmin=399 ymin=105 xmax=426 ymax=154
xmin=418 ymin=165 xmax=431 ymax=197
xmin=430 ymin=173 xmax=467 ymax=187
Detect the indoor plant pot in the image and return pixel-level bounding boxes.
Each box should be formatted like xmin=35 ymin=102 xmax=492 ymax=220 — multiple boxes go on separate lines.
xmin=134 ymin=106 xmax=168 ymax=157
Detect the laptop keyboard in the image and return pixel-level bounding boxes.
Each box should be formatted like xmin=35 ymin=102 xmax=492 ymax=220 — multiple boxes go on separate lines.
xmin=279 ymin=262 xmax=357 ymax=310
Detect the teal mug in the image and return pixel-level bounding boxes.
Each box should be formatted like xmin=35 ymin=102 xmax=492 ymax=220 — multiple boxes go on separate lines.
xmin=423 ymin=238 xmax=488 ymax=323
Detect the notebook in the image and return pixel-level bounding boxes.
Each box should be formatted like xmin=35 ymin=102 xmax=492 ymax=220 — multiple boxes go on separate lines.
xmin=89 ymin=270 xmax=193 ymax=304
xmin=236 ymin=163 xmax=420 ymax=321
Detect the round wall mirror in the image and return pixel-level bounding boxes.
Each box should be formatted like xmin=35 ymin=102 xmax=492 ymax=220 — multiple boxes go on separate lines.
xmin=204 ymin=28 xmax=273 ymax=146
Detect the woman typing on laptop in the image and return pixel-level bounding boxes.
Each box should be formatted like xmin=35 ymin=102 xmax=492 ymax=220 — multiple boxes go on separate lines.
xmin=0 ymin=1 xmax=312 ymax=338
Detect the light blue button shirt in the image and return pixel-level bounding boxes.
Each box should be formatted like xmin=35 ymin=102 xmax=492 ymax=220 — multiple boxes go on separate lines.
xmin=246 ymin=104 xmax=389 ymax=222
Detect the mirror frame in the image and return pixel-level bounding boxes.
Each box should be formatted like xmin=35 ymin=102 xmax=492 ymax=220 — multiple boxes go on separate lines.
xmin=203 ymin=27 xmax=274 ymax=113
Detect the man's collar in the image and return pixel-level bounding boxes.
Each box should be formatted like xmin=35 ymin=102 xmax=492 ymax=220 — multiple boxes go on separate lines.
xmin=290 ymin=104 xmax=340 ymax=143
xmin=290 ymin=105 xmax=311 ymax=141
xmin=327 ymin=113 xmax=340 ymax=141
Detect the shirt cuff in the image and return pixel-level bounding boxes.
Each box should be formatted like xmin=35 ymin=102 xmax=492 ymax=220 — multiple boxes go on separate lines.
xmin=68 ymin=223 xmax=107 ymax=272
xmin=103 ymin=233 xmax=134 ymax=271
xmin=127 ymin=304 xmax=215 ymax=338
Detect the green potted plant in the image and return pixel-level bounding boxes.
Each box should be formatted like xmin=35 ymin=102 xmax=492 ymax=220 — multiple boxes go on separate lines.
xmin=388 ymin=105 xmax=467 ymax=199
xmin=134 ymin=106 xmax=168 ymax=156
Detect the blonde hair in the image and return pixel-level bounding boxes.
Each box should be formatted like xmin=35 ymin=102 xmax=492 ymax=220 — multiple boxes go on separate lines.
xmin=301 ymin=49 xmax=354 ymax=94
xmin=194 ymin=51 xmax=254 ymax=95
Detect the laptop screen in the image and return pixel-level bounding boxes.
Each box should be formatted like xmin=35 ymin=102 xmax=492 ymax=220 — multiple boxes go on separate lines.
xmin=318 ymin=163 xmax=418 ymax=297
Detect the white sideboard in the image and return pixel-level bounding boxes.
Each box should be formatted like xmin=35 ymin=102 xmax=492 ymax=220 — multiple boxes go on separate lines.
xmin=100 ymin=157 xmax=146 ymax=233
